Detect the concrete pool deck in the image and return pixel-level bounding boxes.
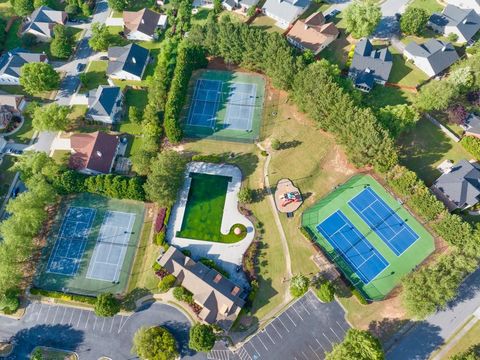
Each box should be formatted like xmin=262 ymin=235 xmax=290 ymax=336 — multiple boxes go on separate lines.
xmin=167 ymin=162 xmax=254 ymax=288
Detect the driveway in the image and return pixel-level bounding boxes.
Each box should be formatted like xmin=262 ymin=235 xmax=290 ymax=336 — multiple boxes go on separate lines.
xmin=0 ymin=301 xmax=206 ymax=359
xmin=373 ymin=0 xmax=410 ymax=39
xmin=387 ymin=268 xmax=480 ymax=360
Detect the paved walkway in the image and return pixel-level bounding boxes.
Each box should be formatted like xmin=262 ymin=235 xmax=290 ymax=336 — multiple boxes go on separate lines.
xmin=168 ymin=162 xmax=255 ymax=289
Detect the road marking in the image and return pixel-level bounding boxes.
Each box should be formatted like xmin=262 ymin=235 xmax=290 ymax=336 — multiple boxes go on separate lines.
xmin=256 ymin=335 xmax=269 ymax=351
xmin=300 ymin=300 xmax=311 ymax=315
xmin=323 ymin=333 xmax=333 ymax=345
xmin=309 ymin=344 xmax=322 ymax=360
xmin=60 ymin=307 xmax=67 ymax=323
xmin=248 ymin=341 xmax=261 ymax=357
xmin=270 ymin=322 xmax=282 ymax=338
xmin=36 ymin=304 xmax=44 ymax=322
xmin=277 ymin=316 xmax=290 ymax=332
xmin=52 ymin=306 xmax=60 ymax=322
xmin=110 ymin=316 xmax=116 ymax=332
xmin=315 ymin=338 xmax=326 ymax=352
xmin=68 ymin=309 xmax=75 ymax=325
xmin=93 ymin=316 xmax=98 ymax=330
xmin=118 ymin=315 xmax=131 ymax=333
xmin=101 ymin=317 xmax=106 ymax=331
xmin=45 ymin=305 xmax=52 ymax=322
xmin=263 ymin=329 xmax=275 ymax=344
xmin=292 ymin=306 xmax=304 ymax=321
xmin=285 ymin=312 xmax=297 ymax=327
xmin=85 ymin=311 xmax=90 ymax=329
xmin=302 ymin=351 xmax=309 ymax=360
xmin=336 ymin=320 xmax=348 ymax=332
xmin=330 ymin=327 xmax=342 ymax=341
xmin=76 ymin=310 xmax=83 ymax=327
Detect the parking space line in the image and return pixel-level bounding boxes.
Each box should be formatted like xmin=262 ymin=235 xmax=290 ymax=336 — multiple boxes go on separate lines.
xmin=36 ymin=304 xmax=44 ymax=322
xmin=302 ymin=351 xmax=310 ymax=360
xmin=256 ymin=334 xmax=269 ymax=351
xmin=323 ymin=332 xmax=333 ymax=345
xmin=300 ymin=300 xmax=311 ymax=315
xmin=76 ymin=310 xmax=83 ymax=327
xmin=263 ymin=329 xmax=275 ymax=344
xmin=247 ymin=341 xmax=261 ymax=357
xmin=330 ymin=327 xmax=342 ymax=341
xmin=276 ymin=316 xmax=290 ymax=332
xmin=101 ymin=317 xmax=106 ymax=331
xmin=85 ymin=311 xmax=90 ymax=329
xmin=68 ymin=309 xmax=75 ymax=325
xmin=292 ymin=306 xmax=304 ymax=321
xmin=309 ymin=344 xmax=322 ymax=360
xmin=93 ymin=316 xmax=98 ymax=330
xmin=110 ymin=316 xmax=116 ymax=332
xmin=118 ymin=315 xmax=131 ymax=333
xmin=52 ymin=306 xmax=60 ymax=323
xmin=315 ymin=338 xmax=326 ymax=352
xmin=284 ymin=312 xmax=297 ymax=327
xmin=45 ymin=305 xmax=52 ymax=322
xmin=270 ymin=322 xmax=282 ymax=338
xmin=60 ymin=307 xmax=67 ymax=323
xmin=336 ymin=320 xmax=348 ymax=332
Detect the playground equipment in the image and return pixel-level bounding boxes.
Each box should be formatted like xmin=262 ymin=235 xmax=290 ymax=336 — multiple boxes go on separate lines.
xmin=281 ymin=191 xmax=302 ymax=207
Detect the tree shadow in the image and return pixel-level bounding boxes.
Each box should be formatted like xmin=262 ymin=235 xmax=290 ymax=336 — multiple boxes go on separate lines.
xmin=7 ymin=324 xmax=84 ymax=359
xmin=278 ymin=140 xmax=302 ymax=150
xmin=368 ymin=318 xmax=412 ymax=344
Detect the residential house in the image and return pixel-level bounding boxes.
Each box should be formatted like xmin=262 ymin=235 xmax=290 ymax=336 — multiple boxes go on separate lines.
xmin=429 ymin=4 xmax=480 ymax=43
xmin=106 ymin=43 xmax=150 ymax=81
xmin=348 ymin=38 xmax=393 ymax=92
xmin=123 ymin=8 xmax=167 ymax=41
xmin=431 ymin=159 xmax=480 ymax=210
xmin=446 ymin=0 xmax=480 ymax=15
xmin=262 ymin=0 xmax=311 ymax=30
xmin=23 ymin=6 xmax=68 ymax=42
xmin=0 ymin=94 xmax=26 ymax=130
xmin=286 ymin=12 xmax=339 ymax=55
xmin=222 ymin=0 xmax=237 ymax=11
xmin=222 ymin=0 xmax=259 ymax=12
xmin=158 ymin=246 xmax=246 ymax=331
xmin=404 ymin=39 xmax=459 ymax=77
xmin=69 ymin=131 xmax=120 ymax=175
xmin=0 ymin=49 xmax=48 ymax=85
xmin=463 ymin=113 xmax=480 ymax=138
xmin=86 ymin=85 xmax=123 ymax=124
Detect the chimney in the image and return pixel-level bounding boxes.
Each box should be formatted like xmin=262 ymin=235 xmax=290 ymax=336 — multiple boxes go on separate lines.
xmin=96 ymin=151 xmax=102 ymax=157
xmin=132 ymin=57 xmax=136 ymax=64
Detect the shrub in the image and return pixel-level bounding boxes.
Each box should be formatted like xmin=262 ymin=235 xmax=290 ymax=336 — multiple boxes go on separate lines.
xmin=315 ymin=281 xmax=335 ymax=303
xmin=158 ymin=274 xmax=176 ymax=293
xmin=238 ymin=187 xmax=253 ymax=203
xmin=290 ymin=274 xmax=310 ymax=297
xmin=22 ymin=33 xmax=38 ymax=47
xmin=351 ymin=288 xmax=368 ymax=305
xmin=0 ymin=288 xmax=20 ymax=314
xmin=461 ymin=136 xmax=480 ymax=160
xmin=155 ymin=208 xmax=167 ymax=233
xmin=154 ymin=231 xmax=166 ymax=246
xmin=271 ymin=138 xmax=281 ymax=150
xmin=191 ymin=154 xmax=225 ymax=163
xmin=172 ymin=286 xmax=193 ymax=304
xmin=189 ymin=324 xmax=216 ymax=352
xmin=94 ymin=293 xmax=120 ymax=317
xmin=30 ymin=288 xmax=96 ymax=304
xmin=199 ymin=258 xmax=229 ymax=278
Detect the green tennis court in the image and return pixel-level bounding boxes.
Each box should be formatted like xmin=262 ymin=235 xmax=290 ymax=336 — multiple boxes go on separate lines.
xmin=182 ymin=70 xmax=265 ymax=143
xmin=302 ymin=175 xmax=434 ymax=300
xmin=34 ymin=193 xmax=145 ymax=296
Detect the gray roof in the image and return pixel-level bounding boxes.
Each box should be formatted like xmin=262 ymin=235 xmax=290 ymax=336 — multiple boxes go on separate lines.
xmin=405 ymin=39 xmax=459 ymax=76
xmin=24 ymin=6 xmax=67 ymax=38
xmin=349 ymin=38 xmax=393 ymax=84
xmin=107 ymin=43 xmax=149 ymax=78
xmin=430 ymin=4 xmax=480 ymax=41
xmin=240 ymin=0 xmax=259 ymax=6
xmin=465 ymin=113 xmax=480 ymax=135
xmin=0 ymin=48 xmax=47 ymax=79
xmin=434 ymin=159 xmax=480 ymax=208
xmin=262 ymin=0 xmax=311 ymax=25
xmin=87 ymin=85 xmax=122 ymax=119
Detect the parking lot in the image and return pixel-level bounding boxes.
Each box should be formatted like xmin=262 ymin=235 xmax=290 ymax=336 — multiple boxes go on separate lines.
xmin=233 ymin=291 xmax=349 ymax=360
xmin=23 ymin=302 xmax=132 ymax=335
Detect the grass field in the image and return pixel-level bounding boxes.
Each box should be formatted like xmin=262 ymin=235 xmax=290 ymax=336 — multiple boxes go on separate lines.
xmin=81 ymin=61 xmax=108 ymax=92
xmin=177 ymin=173 xmax=245 ymax=243
xmin=389 ymin=47 xmax=429 ymax=87
xmin=302 ymin=175 xmax=435 ymax=300
xmin=0 ymin=156 xmax=16 ymax=198
xmin=398 ymin=118 xmax=474 ymax=185
xmin=9 ymin=116 xmax=34 ymax=144
xmin=408 ymin=0 xmax=443 ymax=14
xmin=34 ymin=193 xmax=145 ymax=296
xmin=441 ymin=320 xmax=480 ymax=359
xmin=250 ymin=14 xmax=283 ymax=34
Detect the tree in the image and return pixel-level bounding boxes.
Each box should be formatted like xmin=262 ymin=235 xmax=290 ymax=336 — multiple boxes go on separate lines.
xmin=188 ymin=324 xmax=216 ymax=352
xmin=108 ymin=0 xmax=127 ymax=11
xmin=158 ymin=274 xmax=176 ymax=292
xmin=50 ymin=25 xmax=73 ymax=59
xmin=415 ymin=79 xmax=460 ymax=111
xmin=448 ymin=32 xmax=459 ymax=43
xmin=450 ymin=344 xmax=480 ymax=360
xmin=22 ymin=33 xmax=38 ymax=47
xmin=289 ymin=274 xmax=310 ymax=297
xmin=32 ymin=103 xmax=70 ymax=131
xmin=20 ymin=62 xmax=60 ymax=95
xmin=326 ymin=329 xmax=384 ymax=360
xmin=343 ymin=0 xmax=381 ymax=38
xmin=94 ymin=293 xmax=120 ymax=317
xmin=31 ymin=348 xmax=44 ymax=360
xmin=88 ymin=23 xmax=111 ymax=51
xmin=213 ymin=0 xmax=222 ymax=14
xmin=64 ymin=3 xmax=78 ymax=14
xmin=400 ymin=7 xmax=429 ymax=36
xmin=246 ymin=5 xmax=255 ymax=17
xmin=13 ymin=0 xmax=33 ymax=16
xmin=13 ymin=151 xmax=60 ymax=182
xmin=132 ymin=326 xmax=178 ymax=360
xmin=315 ymin=281 xmax=335 ymax=302
xmin=378 ymin=104 xmax=420 ymax=137
xmin=33 ymin=0 xmax=48 ymax=7
xmin=128 ymin=106 xmax=142 ymax=124
xmin=238 ymin=187 xmax=253 ymax=203
xmin=447 ymin=104 xmax=468 ymax=124
xmin=0 ymin=288 xmax=20 ymax=313
xmin=271 ymin=138 xmax=281 ymax=150
xmin=144 ymin=151 xmax=187 ymax=206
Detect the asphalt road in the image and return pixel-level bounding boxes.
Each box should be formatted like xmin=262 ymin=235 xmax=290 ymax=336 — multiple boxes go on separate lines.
xmin=0 ymin=301 xmax=206 ymax=359
xmin=387 ymin=268 xmax=480 ymax=360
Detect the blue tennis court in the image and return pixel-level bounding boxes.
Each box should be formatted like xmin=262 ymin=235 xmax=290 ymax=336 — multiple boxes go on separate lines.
xmin=316 ymin=211 xmax=389 ymax=284
xmin=46 ymin=207 xmax=96 ymax=276
xmin=349 ymin=187 xmax=419 ymax=256
xmin=187 ymin=79 xmax=222 ymax=128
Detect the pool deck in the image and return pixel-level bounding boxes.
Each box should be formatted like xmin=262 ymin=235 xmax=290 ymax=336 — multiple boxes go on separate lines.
xmin=167 ymin=162 xmax=254 ymax=288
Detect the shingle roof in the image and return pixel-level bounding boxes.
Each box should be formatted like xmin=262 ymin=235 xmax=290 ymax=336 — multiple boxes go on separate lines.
xmin=430 ymin=4 xmax=480 ymax=41
xmin=107 ymin=43 xmax=149 ymax=78
xmin=0 ymin=49 xmax=47 ymax=79
xmin=262 ymin=0 xmax=311 ymax=26
xmin=69 ymin=131 xmax=119 ymax=174
xmin=349 ymin=38 xmax=393 ymax=83
xmin=434 ymin=159 xmax=480 ymax=208
xmin=465 ymin=113 xmax=480 ymax=135
xmin=24 ymin=6 xmax=67 ymax=38
xmin=123 ymin=8 xmax=162 ymax=37
xmin=87 ymin=85 xmax=122 ymax=119
xmin=405 ymin=39 xmax=459 ymax=75
xmin=158 ymin=246 xmax=245 ymax=330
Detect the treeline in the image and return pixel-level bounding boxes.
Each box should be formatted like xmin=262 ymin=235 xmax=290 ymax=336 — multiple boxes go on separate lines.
xmin=164 ymin=42 xmax=207 ymax=143
xmin=386 ymin=165 xmax=480 ymax=318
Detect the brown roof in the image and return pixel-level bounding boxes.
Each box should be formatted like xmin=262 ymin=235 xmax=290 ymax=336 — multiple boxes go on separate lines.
xmin=158 ymin=247 xmax=245 ymax=330
xmin=69 ymin=131 xmax=119 ymax=174
xmin=123 ymin=8 xmax=161 ymax=37
xmin=287 ymin=12 xmax=339 ymax=53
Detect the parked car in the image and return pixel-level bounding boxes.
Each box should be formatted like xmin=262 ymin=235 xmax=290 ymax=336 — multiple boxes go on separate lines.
xmin=76 ymin=63 xmax=86 ymax=72
xmin=325 ymin=9 xmax=340 ymax=21
xmin=99 ymin=55 xmax=109 ymax=61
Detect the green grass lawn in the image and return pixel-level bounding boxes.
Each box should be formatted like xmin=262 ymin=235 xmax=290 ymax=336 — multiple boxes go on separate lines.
xmin=119 ymin=88 xmax=148 ymax=135
xmin=51 ymin=150 xmax=71 ymax=165
xmin=81 ymin=61 xmax=108 ymax=92
xmin=192 ymin=8 xmax=212 ymax=26
xmin=0 ymin=155 xmax=16 ymax=198
xmin=389 ymin=47 xmax=429 ymax=87
xmin=5 ymin=18 xmax=22 ymax=50
xmin=398 ymin=118 xmax=474 ymax=185
xmin=361 ymin=85 xmax=414 ymax=108
xmin=9 ymin=116 xmax=34 ymax=144
xmin=440 ymin=320 xmax=480 ymax=359
xmin=250 ymin=14 xmax=284 ymax=33
xmin=408 ymin=0 xmax=443 ymax=14
xmin=177 ymin=173 xmax=246 ymax=243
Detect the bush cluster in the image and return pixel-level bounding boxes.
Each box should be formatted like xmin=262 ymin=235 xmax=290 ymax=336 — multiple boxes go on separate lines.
xmin=158 ymin=274 xmax=176 ymax=293
xmin=461 ymin=136 xmax=480 ymax=160
xmin=30 ymin=288 xmax=96 ymax=305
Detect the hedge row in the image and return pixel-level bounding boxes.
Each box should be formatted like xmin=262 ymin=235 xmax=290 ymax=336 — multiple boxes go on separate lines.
xmin=461 ymin=136 xmax=480 ymax=160
xmin=30 ymin=288 xmax=96 ymax=305
xmin=164 ymin=41 xmax=207 ymax=143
